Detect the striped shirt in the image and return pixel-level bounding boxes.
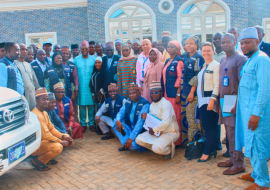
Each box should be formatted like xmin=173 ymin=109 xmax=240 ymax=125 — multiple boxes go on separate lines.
xmin=117 ymin=58 xmax=137 ymax=98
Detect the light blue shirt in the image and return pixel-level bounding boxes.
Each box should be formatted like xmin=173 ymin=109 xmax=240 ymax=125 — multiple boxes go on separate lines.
xmin=236 ymin=50 xmax=270 ymax=159
xmin=0 ymin=58 xmax=24 ymax=95
xmin=36 ymin=59 xmax=48 ymax=73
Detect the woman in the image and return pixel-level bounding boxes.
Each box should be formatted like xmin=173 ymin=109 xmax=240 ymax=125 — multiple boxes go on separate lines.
xmin=117 ymin=44 xmax=137 ymax=98
xmin=197 ymin=42 xmax=220 ymax=162
xmin=44 ymin=53 xmax=74 ymax=98
xmin=90 ymin=56 xmax=106 ymax=103
xmin=161 ymin=41 xmax=183 ymax=145
xmin=182 ymin=36 xmax=205 ymax=144
xmin=143 ymin=48 xmax=163 ymax=102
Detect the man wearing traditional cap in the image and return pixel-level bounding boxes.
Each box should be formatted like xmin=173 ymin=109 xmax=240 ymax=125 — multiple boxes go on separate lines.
xmin=54 ymin=82 xmax=84 ymax=139
xmin=254 ymin=25 xmax=270 ymax=57
xmin=95 ymin=83 xmax=126 ymax=140
xmin=235 ymin=27 xmax=270 ymax=189
xmin=0 ymin=42 xmax=6 ymax=59
xmin=161 ymin=31 xmax=172 ymax=63
xmin=45 ymin=92 xmax=67 ymax=133
xmin=136 ymin=81 xmax=179 ymax=159
xmin=70 ymin=44 xmax=80 ymax=62
xmin=32 ymin=88 xmax=74 ymax=171
xmin=0 ymin=42 xmax=24 ymax=95
xmin=25 ymin=46 xmax=34 ymax=63
xmin=113 ymin=83 xmax=149 ymax=151
xmin=115 ymin=39 xmax=123 ymax=57
xmin=132 ymin=39 xmax=141 ymax=58
xmin=73 ymin=40 xmax=96 ymax=132
xmin=43 ymin=42 xmax=52 ymax=65
xmin=15 ymin=43 xmax=40 ymax=110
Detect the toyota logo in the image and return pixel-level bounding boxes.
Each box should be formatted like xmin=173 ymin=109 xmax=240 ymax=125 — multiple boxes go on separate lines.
xmin=2 ymin=110 xmax=14 ymax=123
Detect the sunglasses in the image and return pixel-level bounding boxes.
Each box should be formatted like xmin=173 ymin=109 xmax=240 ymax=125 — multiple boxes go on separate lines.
xmin=150 ymin=91 xmax=160 ymax=95
xmin=122 ymin=49 xmax=129 ymax=52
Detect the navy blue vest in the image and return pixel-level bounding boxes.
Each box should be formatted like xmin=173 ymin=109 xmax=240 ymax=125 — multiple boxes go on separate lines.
xmin=54 ymin=96 xmax=70 ymax=121
xmin=124 ymin=96 xmax=149 ymax=127
xmin=67 ymin=61 xmax=75 ymax=83
xmin=31 ymin=61 xmax=47 ymax=87
xmin=0 ymin=57 xmax=17 ymax=91
xmin=105 ymin=95 xmax=125 ymax=119
xmin=45 ymin=64 xmax=72 ymax=98
xmin=161 ymin=55 xmax=184 ymax=98
xmin=183 ymin=51 xmax=204 ymax=97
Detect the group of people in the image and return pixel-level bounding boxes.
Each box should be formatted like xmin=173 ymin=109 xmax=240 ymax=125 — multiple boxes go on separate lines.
xmin=1 ymin=24 xmax=270 ymax=190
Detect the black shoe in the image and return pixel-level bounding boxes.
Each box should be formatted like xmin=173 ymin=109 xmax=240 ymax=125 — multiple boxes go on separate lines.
xmin=216 ymin=145 xmax=223 ymax=151
xmin=82 ymin=127 xmax=87 ymax=133
xmin=101 ymin=134 xmax=115 ymax=140
xmin=118 ymin=146 xmax=128 ymax=151
xmin=223 ymin=151 xmax=231 ymax=157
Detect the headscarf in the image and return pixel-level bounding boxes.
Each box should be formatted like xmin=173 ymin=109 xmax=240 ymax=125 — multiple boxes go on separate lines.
xmin=144 ymin=48 xmax=163 ymax=86
xmin=187 ymin=36 xmax=200 ymax=50
xmin=80 ymin=40 xmax=89 ymax=48
xmin=182 ymin=35 xmax=190 ymax=46
xmin=169 ymin=41 xmax=182 ymax=56
xmin=52 ymin=53 xmax=64 ymax=78
xmin=95 ymin=56 xmax=102 ymax=62
xmin=120 ymin=43 xmax=135 ymax=61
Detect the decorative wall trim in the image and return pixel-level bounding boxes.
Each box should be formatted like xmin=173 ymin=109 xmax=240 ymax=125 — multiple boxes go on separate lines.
xmin=0 ymin=0 xmax=87 ymax=12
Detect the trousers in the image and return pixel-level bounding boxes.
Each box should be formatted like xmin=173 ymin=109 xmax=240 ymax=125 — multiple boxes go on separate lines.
xmin=79 ymin=105 xmax=94 ymax=127
xmin=98 ymin=116 xmax=114 ymax=134
xmin=136 ymin=138 xmax=171 ymax=155
xmin=31 ymin=142 xmax=63 ymax=164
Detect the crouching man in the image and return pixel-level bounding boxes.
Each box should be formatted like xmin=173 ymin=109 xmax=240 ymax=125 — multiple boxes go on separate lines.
xmin=136 ymin=81 xmax=180 ymax=159
xmin=95 ymin=83 xmax=126 ymax=140
xmin=113 ymin=83 xmax=149 ymax=151
xmin=31 ymin=88 xmax=74 ymax=171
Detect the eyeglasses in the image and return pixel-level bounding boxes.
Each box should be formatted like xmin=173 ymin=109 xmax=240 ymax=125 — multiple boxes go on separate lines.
xmin=122 ymin=49 xmax=129 ymax=52
xmin=150 ymin=91 xmax=160 ymax=95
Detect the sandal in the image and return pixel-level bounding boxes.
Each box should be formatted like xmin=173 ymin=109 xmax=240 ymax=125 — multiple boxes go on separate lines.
xmin=47 ymin=159 xmax=58 ymax=165
xmin=32 ymin=160 xmax=51 ymax=171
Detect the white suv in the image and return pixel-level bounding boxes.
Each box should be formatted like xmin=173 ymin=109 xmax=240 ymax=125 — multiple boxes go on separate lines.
xmin=0 ymin=87 xmax=41 ymax=176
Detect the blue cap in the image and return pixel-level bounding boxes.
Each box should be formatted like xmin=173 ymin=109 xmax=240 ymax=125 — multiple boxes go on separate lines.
xmin=240 ymin=27 xmax=258 ymax=41
xmin=43 ymin=41 xmax=52 ymax=47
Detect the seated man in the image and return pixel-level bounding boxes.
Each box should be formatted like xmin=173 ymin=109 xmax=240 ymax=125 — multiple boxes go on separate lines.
xmin=136 ymin=81 xmax=180 ymax=159
xmin=54 ymin=82 xmax=84 ymax=139
xmin=113 ymin=83 xmax=149 ymax=151
xmin=45 ymin=92 xmax=67 ymax=134
xmin=95 ymin=83 xmax=126 ymax=140
xmin=32 ymin=88 xmax=74 ymax=171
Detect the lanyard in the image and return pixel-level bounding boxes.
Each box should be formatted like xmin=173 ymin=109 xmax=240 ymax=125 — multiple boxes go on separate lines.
xmin=235 ymin=43 xmax=238 ymax=50
xmin=142 ymin=56 xmax=149 ymax=70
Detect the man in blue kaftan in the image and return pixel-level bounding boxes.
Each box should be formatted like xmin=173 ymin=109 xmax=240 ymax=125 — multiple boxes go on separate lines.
xmin=236 ymin=27 xmax=270 ymax=190
xmin=113 ymin=83 xmax=149 ymax=151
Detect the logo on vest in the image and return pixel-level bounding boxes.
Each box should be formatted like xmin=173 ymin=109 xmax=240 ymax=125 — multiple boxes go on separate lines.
xmin=170 ymin=66 xmax=175 ymax=71
xmin=113 ymin=61 xmax=118 ymax=66
xmin=136 ymin=111 xmax=140 ymax=115
xmin=188 ymin=64 xmax=193 ymax=69
xmin=106 ymin=104 xmax=109 ymax=107
xmin=138 ymin=104 xmax=143 ymax=106
xmin=48 ymin=70 xmax=54 ymax=72
xmin=116 ymin=104 xmax=121 ymax=107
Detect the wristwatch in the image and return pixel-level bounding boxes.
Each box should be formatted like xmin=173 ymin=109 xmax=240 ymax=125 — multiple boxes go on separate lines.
xmin=62 ymin=135 xmax=65 ymax=139
xmin=176 ymin=94 xmax=181 ymax=96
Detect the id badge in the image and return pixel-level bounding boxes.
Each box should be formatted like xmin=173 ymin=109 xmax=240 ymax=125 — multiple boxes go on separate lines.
xmin=142 ymin=71 xmax=144 ymax=78
xmin=223 ymin=76 xmax=229 ymax=86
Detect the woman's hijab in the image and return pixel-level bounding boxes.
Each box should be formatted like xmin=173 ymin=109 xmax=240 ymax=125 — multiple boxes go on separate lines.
xmin=52 ymin=53 xmax=64 ymax=78
xmin=169 ymin=41 xmax=182 ymax=56
xmin=144 ymin=48 xmax=163 ymax=86
xmin=120 ymin=43 xmax=135 ymax=61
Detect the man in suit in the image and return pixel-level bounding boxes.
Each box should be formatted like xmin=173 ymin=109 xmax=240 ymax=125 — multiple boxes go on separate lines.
xmin=255 ymin=25 xmax=270 ymax=57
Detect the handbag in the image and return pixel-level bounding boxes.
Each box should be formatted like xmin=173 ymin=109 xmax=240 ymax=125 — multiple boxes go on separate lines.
xmin=184 ymin=130 xmax=206 ymax=160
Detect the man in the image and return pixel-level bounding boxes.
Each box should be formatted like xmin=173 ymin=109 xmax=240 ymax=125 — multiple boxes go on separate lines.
xmin=136 ymin=81 xmax=180 ymax=159
xmin=31 ymin=88 xmax=74 ymax=171
xmin=45 ymin=92 xmax=67 ymax=133
xmin=89 ymin=43 xmax=96 ymax=57
xmin=70 ymin=44 xmax=80 ymax=62
xmin=115 ymin=39 xmax=123 ymax=57
xmin=255 ymin=25 xmax=270 ymax=57
xmin=236 ymin=27 xmax=270 ymax=189
xmin=136 ymin=39 xmax=152 ymax=87
xmin=132 ymin=39 xmax=141 ymax=58
xmin=216 ymin=34 xmax=247 ymax=175
xmin=228 ymin=27 xmax=242 ymax=53
xmin=43 ymin=41 xmax=52 ymax=64
xmin=127 ymin=40 xmax=132 ymax=47
xmin=95 ymin=42 xmax=104 ymax=57
xmin=157 ymin=39 xmax=165 ymax=54
xmin=95 ymin=83 xmax=126 ymax=140
xmin=29 ymin=44 xmax=38 ymax=60
xmin=25 ymin=47 xmax=34 ymax=63
xmin=73 ymin=40 xmax=96 ymax=132
xmin=53 ymin=44 xmax=61 ymax=53
xmin=0 ymin=42 xmax=6 ymax=59
xmin=113 ymin=83 xmax=149 ymax=151
xmin=213 ymin=32 xmax=226 ymax=62
xmin=151 ymin=41 xmax=157 ymax=48
xmin=31 ymin=50 xmax=49 ymax=87
xmin=0 ymin=42 xmax=24 ymax=95
xmin=161 ymin=31 xmax=172 ymax=63
xmin=15 ymin=43 xmax=40 ymax=110
xmin=54 ymin=82 xmax=84 ymax=139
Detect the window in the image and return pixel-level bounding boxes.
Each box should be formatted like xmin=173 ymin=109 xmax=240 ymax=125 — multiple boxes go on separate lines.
xmin=105 ymin=1 xmax=157 ymax=43
xmin=25 ymin=32 xmax=57 ymax=49
xmin=263 ymin=18 xmax=270 ymax=43
xmin=177 ymin=0 xmax=230 ymax=45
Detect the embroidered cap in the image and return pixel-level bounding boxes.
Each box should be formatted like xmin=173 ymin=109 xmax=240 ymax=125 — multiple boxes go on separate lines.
xmin=48 ymin=92 xmax=56 ymax=100
xmin=71 ymin=44 xmax=79 ymax=49
xmin=35 ymin=88 xmax=48 ymax=97
xmin=61 ymin=46 xmax=70 ymax=51
xmin=53 ymin=82 xmax=64 ymax=90
xmin=127 ymin=83 xmax=139 ymax=91
xmin=150 ymin=81 xmax=162 ymax=91
xmin=161 ymin=31 xmax=172 ymax=37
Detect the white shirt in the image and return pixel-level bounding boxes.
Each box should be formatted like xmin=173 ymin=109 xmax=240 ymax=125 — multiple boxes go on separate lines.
xmin=96 ymin=98 xmax=126 ymax=117
xmin=36 ymin=59 xmax=48 ymax=72
xmin=197 ymin=67 xmax=211 ymax=108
